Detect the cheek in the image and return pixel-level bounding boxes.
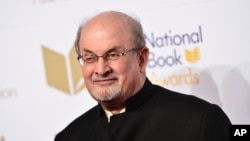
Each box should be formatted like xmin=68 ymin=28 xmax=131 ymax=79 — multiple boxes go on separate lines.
xmin=112 ymin=63 xmax=129 ymax=75
xmin=81 ymin=67 xmax=92 ymax=80
xmin=114 ymin=62 xmax=139 ymax=80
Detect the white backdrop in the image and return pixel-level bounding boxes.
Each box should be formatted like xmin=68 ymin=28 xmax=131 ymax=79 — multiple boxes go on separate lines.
xmin=0 ymin=0 xmax=250 ymax=141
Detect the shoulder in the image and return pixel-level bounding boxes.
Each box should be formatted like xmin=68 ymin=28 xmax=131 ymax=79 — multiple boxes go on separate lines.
xmin=153 ymin=84 xmax=210 ymax=107
xmin=151 ymin=84 xmax=231 ymax=134
xmin=54 ymin=105 xmax=99 ymax=141
xmin=151 ymin=84 xmax=231 ymax=121
xmin=151 ymin=84 xmax=229 ymax=118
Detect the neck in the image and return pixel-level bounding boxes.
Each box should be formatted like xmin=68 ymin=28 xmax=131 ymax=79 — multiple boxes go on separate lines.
xmin=100 ymin=100 xmax=126 ymax=115
xmin=100 ymin=77 xmax=147 ymax=114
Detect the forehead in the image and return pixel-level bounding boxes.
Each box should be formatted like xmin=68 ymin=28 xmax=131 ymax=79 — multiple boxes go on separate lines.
xmin=82 ymin=45 xmax=124 ymax=54
xmin=79 ymin=16 xmax=133 ymax=53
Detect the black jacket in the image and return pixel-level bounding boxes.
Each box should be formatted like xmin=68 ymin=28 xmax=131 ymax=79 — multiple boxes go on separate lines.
xmin=55 ymin=78 xmax=231 ymax=141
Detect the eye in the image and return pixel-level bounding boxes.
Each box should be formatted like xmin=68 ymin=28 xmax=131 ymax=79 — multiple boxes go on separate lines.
xmin=107 ymin=52 xmax=120 ymax=60
xmin=83 ymin=54 xmax=96 ymax=63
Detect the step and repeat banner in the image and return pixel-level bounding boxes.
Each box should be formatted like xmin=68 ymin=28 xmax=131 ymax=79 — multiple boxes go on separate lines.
xmin=0 ymin=0 xmax=249 ymax=140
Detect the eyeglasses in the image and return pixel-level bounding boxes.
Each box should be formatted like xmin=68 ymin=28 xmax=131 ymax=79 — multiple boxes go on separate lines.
xmin=77 ymin=47 xmax=139 ymax=66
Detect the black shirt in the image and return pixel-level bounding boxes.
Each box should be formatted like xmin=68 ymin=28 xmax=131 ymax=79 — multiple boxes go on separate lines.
xmin=55 ymin=78 xmax=231 ymax=141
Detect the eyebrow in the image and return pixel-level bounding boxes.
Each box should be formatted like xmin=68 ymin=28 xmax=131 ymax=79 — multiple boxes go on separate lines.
xmin=81 ymin=45 xmax=124 ymax=54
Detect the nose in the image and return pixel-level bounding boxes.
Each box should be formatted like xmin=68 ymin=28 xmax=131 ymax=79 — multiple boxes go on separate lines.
xmin=94 ymin=57 xmax=111 ymax=75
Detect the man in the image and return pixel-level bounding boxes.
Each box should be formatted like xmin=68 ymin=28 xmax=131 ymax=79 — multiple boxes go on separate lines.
xmin=55 ymin=11 xmax=231 ymax=141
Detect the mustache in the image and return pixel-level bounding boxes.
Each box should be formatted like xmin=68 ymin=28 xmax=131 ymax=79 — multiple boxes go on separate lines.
xmin=92 ymin=75 xmax=118 ymax=82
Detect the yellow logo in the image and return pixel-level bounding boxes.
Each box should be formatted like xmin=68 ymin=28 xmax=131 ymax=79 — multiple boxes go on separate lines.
xmin=185 ymin=47 xmax=200 ymax=63
xmin=42 ymin=45 xmax=85 ymax=95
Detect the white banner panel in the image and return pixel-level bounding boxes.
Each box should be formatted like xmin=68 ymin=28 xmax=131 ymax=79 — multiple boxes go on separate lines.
xmin=0 ymin=0 xmax=249 ymax=141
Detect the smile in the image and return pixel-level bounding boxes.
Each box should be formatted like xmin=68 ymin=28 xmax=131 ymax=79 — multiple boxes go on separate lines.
xmin=92 ymin=77 xmax=118 ymax=85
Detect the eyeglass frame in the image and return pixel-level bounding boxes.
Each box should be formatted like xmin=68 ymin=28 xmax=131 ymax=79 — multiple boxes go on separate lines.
xmin=77 ymin=47 xmax=141 ymax=66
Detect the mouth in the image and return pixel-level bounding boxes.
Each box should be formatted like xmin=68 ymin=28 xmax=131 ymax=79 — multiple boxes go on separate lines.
xmin=92 ymin=77 xmax=118 ymax=85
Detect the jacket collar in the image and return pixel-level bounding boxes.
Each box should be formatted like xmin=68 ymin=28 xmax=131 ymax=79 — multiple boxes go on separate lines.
xmin=125 ymin=78 xmax=155 ymax=111
xmin=98 ymin=78 xmax=155 ymax=117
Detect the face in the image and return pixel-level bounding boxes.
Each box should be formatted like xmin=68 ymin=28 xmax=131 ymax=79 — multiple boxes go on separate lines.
xmin=78 ymin=17 xmax=147 ymax=103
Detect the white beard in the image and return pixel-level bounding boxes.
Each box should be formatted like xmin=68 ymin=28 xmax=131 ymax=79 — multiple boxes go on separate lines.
xmin=91 ymin=84 xmax=122 ymax=101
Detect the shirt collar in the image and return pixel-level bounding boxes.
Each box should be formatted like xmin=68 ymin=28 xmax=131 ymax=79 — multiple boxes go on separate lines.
xmin=104 ymin=108 xmax=126 ymax=122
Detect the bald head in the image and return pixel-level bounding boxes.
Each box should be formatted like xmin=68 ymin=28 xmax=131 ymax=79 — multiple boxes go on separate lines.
xmin=85 ymin=11 xmax=134 ymax=28
xmin=74 ymin=11 xmax=145 ymax=56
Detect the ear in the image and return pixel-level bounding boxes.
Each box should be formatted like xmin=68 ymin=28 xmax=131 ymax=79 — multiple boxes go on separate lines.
xmin=137 ymin=47 xmax=149 ymax=73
